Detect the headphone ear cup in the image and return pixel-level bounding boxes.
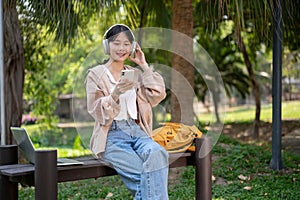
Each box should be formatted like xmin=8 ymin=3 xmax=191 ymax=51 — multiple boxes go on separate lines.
xmin=131 ymin=41 xmax=137 ymax=56
xmin=102 ymin=39 xmax=109 ymax=55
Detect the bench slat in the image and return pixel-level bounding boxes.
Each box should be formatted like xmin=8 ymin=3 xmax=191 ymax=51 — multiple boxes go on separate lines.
xmin=0 ymin=164 xmax=31 ymax=171
xmin=0 ymin=152 xmax=195 ymax=184
xmin=0 ymin=165 xmax=34 ymax=176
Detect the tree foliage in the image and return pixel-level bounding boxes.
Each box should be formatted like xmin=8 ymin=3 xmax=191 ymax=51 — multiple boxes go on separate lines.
xmin=19 ymin=3 xmax=58 ymax=127
xmin=3 ymin=0 xmax=299 ymax=145
xmin=195 ymin=0 xmax=300 ymax=50
xmin=195 ymin=20 xmax=250 ymax=101
xmin=18 ymin=0 xmax=140 ymax=46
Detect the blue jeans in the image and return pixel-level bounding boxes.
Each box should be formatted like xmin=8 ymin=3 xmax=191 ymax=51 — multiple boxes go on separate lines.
xmin=101 ymin=119 xmax=169 ymax=200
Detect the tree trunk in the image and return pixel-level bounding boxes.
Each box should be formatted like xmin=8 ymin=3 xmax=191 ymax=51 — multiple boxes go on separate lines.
xmin=287 ymin=75 xmax=292 ymax=100
xmin=236 ymin=29 xmax=261 ymax=139
xmin=3 ymin=0 xmax=24 ymax=144
xmin=171 ymin=0 xmax=194 ymax=125
xmin=212 ymin=89 xmax=221 ymax=124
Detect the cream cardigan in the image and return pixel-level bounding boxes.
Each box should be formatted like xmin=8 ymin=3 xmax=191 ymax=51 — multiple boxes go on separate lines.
xmin=85 ymin=64 xmax=166 ymax=158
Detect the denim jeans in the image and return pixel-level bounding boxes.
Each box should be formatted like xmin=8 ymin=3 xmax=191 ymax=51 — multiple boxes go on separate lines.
xmin=101 ymin=119 xmax=169 ymax=200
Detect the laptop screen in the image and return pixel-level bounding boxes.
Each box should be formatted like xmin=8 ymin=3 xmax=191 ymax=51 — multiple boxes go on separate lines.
xmin=10 ymin=127 xmax=84 ymax=166
xmin=10 ymin=127 xmax=36 ymax=164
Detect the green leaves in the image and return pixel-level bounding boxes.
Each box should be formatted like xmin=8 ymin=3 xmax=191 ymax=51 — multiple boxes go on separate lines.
xmin=195 ymin=0 xmax=300 ymax=49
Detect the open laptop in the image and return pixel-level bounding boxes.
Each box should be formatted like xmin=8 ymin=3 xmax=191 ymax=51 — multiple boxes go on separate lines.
xmin=10 ymin=127 xmax=83 ymax=166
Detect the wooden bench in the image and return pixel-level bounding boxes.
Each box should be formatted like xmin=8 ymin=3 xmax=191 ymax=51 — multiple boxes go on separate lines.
xmin=0 ymin=137 xmax=212 ymax=200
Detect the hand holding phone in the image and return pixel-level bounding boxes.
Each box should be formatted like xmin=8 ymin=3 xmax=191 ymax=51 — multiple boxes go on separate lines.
xmin=121 ymin=70 xmax=135 ymax=81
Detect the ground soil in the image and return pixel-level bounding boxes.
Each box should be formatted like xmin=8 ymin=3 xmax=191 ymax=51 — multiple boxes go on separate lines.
xmin=222 ymin=120 xmax=300 ymax=155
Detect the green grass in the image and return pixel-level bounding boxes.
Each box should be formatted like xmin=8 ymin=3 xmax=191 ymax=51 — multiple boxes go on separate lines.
xmin=23 ymin=124 xmax=92 ymax=158
xmin=19 ymin=135 xmax=300 ymax=200
xmin=178 ymin=135 xmax=300 ymax=200
xmin=18 ymin=100 xmax=300 ymax=199
xmin=199 ymin=100 xmax=300 ymax=124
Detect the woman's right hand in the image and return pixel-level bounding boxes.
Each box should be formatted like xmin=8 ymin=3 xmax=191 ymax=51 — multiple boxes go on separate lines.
xmin=111 ymin=79 xmax=134 ymax=101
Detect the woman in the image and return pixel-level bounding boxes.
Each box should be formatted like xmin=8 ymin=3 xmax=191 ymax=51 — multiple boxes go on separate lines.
xmin=85 ymin=24 xmax=169 ymax=199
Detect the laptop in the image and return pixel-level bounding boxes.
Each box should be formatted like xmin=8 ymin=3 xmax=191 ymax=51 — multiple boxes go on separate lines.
xmin=10 ymin=127 xmax=83 ymax=166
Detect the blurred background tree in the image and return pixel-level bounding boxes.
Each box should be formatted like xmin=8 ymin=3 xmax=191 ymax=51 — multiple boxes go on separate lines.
xmin=1 ymin=0 xmax=299 ymax=144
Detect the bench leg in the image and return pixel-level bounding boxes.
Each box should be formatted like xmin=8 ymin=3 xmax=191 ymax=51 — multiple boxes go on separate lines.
xmin=0 ymin=145 xmax=18 ymax=200
xmin=35 ymin=150 xmax=58 ymax=200
xmin=195 ymin=137 xmax=212 ymax=200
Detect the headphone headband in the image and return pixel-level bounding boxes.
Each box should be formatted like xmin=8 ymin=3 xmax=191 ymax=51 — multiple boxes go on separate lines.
xmin=103 ymin=24 xmax=135 ymax=41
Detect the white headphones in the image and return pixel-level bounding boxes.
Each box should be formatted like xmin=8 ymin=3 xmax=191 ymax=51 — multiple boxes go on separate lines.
xmin=102 ymin=24 xmax=137 ymax=56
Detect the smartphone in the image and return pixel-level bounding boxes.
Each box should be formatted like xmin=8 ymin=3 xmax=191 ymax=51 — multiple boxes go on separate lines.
xmin=121 ymin=69 xmax=135 ymax=81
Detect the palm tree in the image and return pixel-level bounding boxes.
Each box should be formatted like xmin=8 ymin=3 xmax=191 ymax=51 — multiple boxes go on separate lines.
xmin=3 ymin=0 xmax=24 ymax=144
xmin=1 ymin=0 xmax=171 ymax=145
xmin=4 ymin=0 xmax=298 ymax=145
xmin=2 ymin=0 xmax=139 ymax=144
xmin=194 ymin=27 xmax=250 ymax=123
xmin=196 ymin=0 xmax=300 ymax=139
xmin=171 ymin=0 xmax=194 ymax=125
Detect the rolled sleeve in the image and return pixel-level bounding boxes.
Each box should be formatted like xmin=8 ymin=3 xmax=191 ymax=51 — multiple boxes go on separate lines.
xmin=86 ymin=70 xmax=120 ymax=125
xmin=141 ymin=70 xmax=166 ymax=106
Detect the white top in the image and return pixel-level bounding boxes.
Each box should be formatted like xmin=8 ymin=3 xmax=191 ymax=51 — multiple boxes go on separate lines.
xmin=105 ymin=67 xmax=137 ymax=120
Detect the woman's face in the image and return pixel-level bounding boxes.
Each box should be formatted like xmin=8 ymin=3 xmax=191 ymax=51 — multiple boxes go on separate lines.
xmin=109 ymin=32 xmax=132 ymax=62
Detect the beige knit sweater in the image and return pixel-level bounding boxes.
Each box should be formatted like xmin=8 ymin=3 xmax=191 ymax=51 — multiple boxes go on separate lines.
xmin=85 ymin=64 xmax=166 ymax=158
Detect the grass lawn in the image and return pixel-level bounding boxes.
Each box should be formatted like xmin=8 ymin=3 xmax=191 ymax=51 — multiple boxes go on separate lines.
xmin=199 ymin=100 xmax=300 ymax=124
xmin=19 ymin=134 xmax=300 ymax=200
xmin=19 ymin=100 xmax=300 ymax=199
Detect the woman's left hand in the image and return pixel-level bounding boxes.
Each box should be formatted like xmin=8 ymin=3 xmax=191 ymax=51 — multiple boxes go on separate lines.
xmin=129 ymin=43 xmax=149 ymax=70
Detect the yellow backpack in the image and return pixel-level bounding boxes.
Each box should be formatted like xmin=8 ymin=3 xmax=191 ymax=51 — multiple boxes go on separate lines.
xmin=152 ymin=122 xmax=203 ymax=153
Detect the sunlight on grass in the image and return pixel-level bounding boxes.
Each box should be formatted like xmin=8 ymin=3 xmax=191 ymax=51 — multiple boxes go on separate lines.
xmin=36 ymin=147 xmax=92 ymax=158
xmin=22 ymin=101 xmax=300 ymax=158
xmin=199 ymin=100 xmax=300 ymax=124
